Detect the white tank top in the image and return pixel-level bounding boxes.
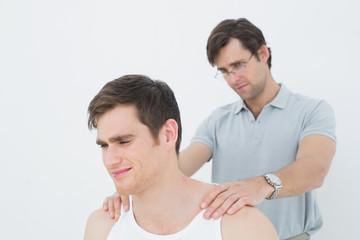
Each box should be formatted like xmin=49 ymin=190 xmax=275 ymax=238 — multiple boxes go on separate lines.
xmin=107 ymin=200 xmax=223 ymax=240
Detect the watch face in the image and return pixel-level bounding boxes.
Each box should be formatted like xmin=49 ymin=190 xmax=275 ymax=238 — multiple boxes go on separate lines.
xmin=268 ymin=174 xmax=281 ymax=185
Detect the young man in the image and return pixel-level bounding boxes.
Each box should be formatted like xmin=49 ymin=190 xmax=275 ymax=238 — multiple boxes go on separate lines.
xmin=103 ymin=19 xmax=336 ymax=239
xmin=84 ymin=75 xmax=278 ymax=240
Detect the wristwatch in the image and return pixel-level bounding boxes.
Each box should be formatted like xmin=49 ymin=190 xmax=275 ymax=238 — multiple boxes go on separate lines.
xmin=264 ymin=173 xmax=282 ymax=200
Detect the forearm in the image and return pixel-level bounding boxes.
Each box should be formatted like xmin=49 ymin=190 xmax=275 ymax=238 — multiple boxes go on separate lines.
xmin=274 ymin=157 xmax=329 ymax=198
xmin=178 ymin=142 xmax=212 ymax=177
xmin=271 ymin=135 xmax=336 ymax=198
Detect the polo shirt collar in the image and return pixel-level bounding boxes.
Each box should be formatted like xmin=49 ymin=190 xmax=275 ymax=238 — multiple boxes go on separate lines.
xmin=233 ymin=83 xmax=290 ymax=114
xmin=269 ymin=83 xmax=290 ymax=109
xmin=234 ymin=99 xmax=247 ymax=114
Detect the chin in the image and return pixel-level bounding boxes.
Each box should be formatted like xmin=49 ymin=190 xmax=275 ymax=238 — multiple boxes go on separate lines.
xmin=115 ymin=188 xmax=135 ymax=196
xmin=114 ymin=183 xmax=137 ymax=196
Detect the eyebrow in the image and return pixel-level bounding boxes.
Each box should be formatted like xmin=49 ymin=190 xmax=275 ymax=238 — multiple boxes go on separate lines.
xmin=96 ymin=134 xmax=135 ymax=145
xmin=217 ymin=58 xmax=248 ymax=71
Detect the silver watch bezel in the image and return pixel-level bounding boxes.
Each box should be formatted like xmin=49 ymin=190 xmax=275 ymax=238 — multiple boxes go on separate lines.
xmin=264 ymin=173 xmax=282 ymax=200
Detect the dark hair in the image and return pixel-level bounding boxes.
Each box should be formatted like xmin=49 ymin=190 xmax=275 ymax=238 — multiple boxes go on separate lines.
xmin=88 ymin=74 xmax=182 ymax=154
xmin=207 ymin=18 xmax=272 ymax=69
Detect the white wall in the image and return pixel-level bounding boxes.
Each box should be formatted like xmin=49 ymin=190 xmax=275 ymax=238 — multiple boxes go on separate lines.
xmin=0 ymin=0 xmax=359 ymax=239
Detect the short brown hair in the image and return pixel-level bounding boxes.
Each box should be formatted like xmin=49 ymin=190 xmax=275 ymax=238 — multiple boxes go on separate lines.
xmin=207 ymin=18 xmax=272 ymax=69
xmin=88 ymin=74 xmax=182 ymax=154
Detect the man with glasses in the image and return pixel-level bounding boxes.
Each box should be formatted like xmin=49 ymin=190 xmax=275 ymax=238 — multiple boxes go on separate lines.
xmin=103 ymin=18 xmax=336 ymax=240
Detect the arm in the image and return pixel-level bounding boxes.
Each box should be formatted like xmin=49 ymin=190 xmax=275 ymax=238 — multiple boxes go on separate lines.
xmin=178 ymin=142 xmax=212 ymax=177
xmin=201 ymin=134 xmax=336 ymax=219
xmin=221 ymin=206 xmax=279 ymax=240
xmin=84 ymin=208 xmax=117 ymax=240
xmin=274 ymin=134 xmax=336 ymax=197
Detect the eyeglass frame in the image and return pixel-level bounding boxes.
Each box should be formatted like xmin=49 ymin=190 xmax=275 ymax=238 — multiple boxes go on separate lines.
xmin=215 ymin=54 xmax=253 ymax=80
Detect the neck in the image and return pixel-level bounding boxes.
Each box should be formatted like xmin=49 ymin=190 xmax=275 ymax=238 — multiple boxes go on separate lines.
xmin=246 ymin=75 xmax=280 ymax=119
xmin=131 ymin=158 xmax=213 ymax=235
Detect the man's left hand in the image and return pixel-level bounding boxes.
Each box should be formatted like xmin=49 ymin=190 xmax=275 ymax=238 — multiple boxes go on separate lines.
xmin=200 ymin=176 xmax=274 ymax=219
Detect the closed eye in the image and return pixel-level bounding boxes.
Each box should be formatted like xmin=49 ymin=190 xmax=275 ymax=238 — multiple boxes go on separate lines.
xmin=234 ymin=62 xmax=244 ymax=68
xmin=219 ymin=69 xmax=228 ymax=74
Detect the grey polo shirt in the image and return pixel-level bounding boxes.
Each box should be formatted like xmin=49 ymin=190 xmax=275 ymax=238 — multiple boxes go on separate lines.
xmin=192 ymin=84 xmax=336 ymax=239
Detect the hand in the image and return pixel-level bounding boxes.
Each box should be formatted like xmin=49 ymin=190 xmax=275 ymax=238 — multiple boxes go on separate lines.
xmin=103 ymin=192 xmax=130 ymax=221
xmin=200 ymin=176 xmax=273 ymax=219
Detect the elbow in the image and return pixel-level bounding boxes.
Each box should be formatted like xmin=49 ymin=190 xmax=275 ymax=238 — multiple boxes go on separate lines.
xmin=313 ymin=178 xmax=324 ymax=189
xmin=313 ymin=167 xmax=328 ymax=189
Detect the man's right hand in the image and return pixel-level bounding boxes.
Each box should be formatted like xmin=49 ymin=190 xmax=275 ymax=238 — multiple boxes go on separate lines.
xmin=103 ymin=192 xmax=129 ymax=221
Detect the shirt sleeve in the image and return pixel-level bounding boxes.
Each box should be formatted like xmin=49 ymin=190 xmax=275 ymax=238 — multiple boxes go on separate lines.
xmin=191 ymin=115 xmax=215 ymax=153
xmin=299 ymin=100 xmax=336 ymax=143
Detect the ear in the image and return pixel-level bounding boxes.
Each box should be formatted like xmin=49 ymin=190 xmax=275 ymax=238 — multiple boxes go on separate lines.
xmin=162 ymin=119 xmax=178 ymax=149
xmin=257 ymin=44 xmax=270 ymax=64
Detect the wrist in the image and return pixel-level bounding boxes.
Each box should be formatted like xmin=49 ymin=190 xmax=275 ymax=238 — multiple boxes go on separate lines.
xmin=258 ymin=176 xmax=277 ymax=199
xmin=263 ymin=173 xmax=282 ymax=200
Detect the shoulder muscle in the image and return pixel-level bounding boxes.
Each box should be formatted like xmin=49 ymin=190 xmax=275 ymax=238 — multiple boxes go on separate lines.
xmin=221 ymin=206 xmax=279 ymax=240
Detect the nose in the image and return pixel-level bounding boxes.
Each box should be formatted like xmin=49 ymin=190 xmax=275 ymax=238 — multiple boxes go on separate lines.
xmin=227 ymin=71 xmax=241 ymax=84
xmin=103 ymin=144 xmax=123 ymax=168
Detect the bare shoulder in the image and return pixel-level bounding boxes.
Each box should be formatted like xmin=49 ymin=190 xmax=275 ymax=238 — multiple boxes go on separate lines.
xmin=84 ymin=208 xmax=117 ymax=240
xmin=221 ymin=206 xmax=279 ymax=240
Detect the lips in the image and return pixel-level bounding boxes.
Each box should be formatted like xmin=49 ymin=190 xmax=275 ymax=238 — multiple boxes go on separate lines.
xmin=236 ymin=84 xmax=248 ymax=91
xmin=112 ymin=167 xmax=132 ymax=179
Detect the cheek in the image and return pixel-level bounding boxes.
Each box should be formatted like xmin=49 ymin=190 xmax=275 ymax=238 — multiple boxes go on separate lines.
xmin=252 ymin=64 xmax=267 ymax=79
xmin=135 ymin=152 xmax=160 ymax=175
xmin=127 ymin=140 xmax=161 ymax=171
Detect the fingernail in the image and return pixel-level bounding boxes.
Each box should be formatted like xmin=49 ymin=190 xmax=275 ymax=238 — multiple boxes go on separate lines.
xmin=103 ymin=204 xmax=107 ymax=210
xmin=204 ymin=211 xmax=211 ymax=218
xmin=115 ymin=213 xmax=119 ymax=219
xmin=213 ymin=211 xmax=219 ymax=218
xmin=227 ymin=208 xmax=233 ymax=214
xmin=201 ymin=202 xmax=207 ymax=209
xmin=124 ymin=204 xmax=128 ymax=211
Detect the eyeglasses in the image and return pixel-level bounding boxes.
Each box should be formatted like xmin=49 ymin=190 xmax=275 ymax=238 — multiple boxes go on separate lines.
xmin=215 ymin=54 xmax=253 ymax=80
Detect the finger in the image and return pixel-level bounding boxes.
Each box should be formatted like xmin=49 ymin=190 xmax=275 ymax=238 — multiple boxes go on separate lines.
xmin=200 ymin=184 xmax=228 ymax=209
xmin=108 ymin=198 xmax=115 ymax=219
xmin=227 ymin=196 xmax=248 ymax=215
xmin=121 ymin=195 xmax=130 ymax=212
xmin=113 ymin=194 xmax=122 ymax=221
xmin=211 ymin=193 xmax=243 ymax=219
xmin=203 ymin=190 xmax=233 ymax=220
xmin=210 ymin=191 xmax=241 ymax=219
xmin=103 ymin=197 xmax=110 ymax=211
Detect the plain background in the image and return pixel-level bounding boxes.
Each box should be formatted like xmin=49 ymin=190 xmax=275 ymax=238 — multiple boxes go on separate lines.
xmin=1 ymin=0 xmax=359 ymax=239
